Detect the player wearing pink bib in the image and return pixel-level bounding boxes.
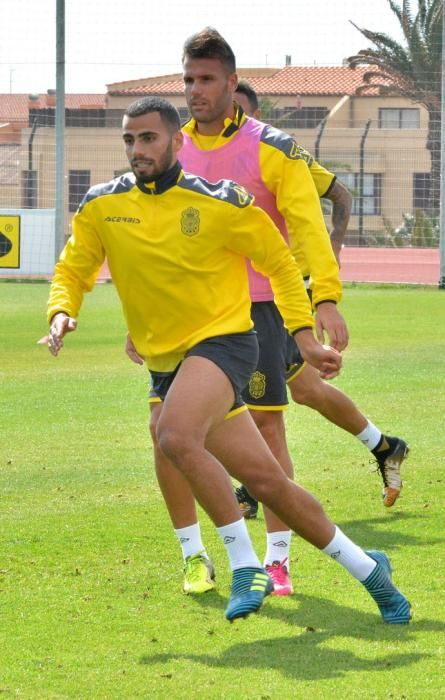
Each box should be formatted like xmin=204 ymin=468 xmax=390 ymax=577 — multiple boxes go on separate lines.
xmin=126 ymin=29 xmax=409 ymax=600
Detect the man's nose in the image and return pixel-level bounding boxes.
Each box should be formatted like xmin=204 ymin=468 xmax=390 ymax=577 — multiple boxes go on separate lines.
xmin=190 ymin=81 xmax=201 ymax=96
xmin=132 ymin=141 xmax=146 ymax=158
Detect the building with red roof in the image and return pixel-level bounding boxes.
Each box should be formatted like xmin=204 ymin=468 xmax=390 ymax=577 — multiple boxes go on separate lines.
xmin=0 ymin=67 xmax=432 ymax=246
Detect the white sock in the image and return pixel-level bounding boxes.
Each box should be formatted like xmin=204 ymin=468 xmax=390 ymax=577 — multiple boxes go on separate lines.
xmin=322 ymin=526 xmax=377 ymax=581
xmin=264 ymin=531 xmax=292 ymax=568
xmin=216 ymin=518 xmax=262 ymax=571
xmin=174 ymin=523 xmax=207 ymax=561
xmin=356 ymin=421 xmax=382 ymax=451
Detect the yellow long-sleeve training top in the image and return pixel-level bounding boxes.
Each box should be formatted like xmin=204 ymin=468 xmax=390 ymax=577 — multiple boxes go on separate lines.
xmin=48 ymin=162 xmax=314 ymax=372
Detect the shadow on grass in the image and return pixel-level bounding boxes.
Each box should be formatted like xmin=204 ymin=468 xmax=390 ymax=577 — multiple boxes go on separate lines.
xmin=139 ymin=595 xmax=430 ymax=680
xmin=140 ymin=646 xmax=426 ymax=682
xmin=179 ymin=588 xmax=444 ymax=637
xmin=140 ymin=589 xmax=442 ymax=680
xmin=336 ymin=511 xmax=444 ymax=549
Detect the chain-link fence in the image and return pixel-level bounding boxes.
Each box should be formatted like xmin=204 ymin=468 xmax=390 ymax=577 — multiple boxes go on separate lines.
xmin=0 ymin=109 xmax=439 ymax=266
xmin=0 ymin=0 xmax=442 ymax=279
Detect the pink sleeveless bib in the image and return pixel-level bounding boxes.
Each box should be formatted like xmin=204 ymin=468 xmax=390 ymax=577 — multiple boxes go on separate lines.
xmin=180 ymin=119 xmax=289 ymax=301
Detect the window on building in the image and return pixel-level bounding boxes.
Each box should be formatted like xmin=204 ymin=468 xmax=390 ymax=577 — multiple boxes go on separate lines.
xmin=69 ymin=170 xmax=91 ymax=212
xmin=337 ymin=172 xmax=382 ymax=215
xmin=379 ymin=108 xmax=420 ymax=129
xmin=66 ymin=109 xmax=105 ymax=127
xmin=413 ymin=172 xmax=431 ymax=210
xmin=105 ymin=110 xmax=125 ymax=127
xmin=269 ymin=106 xmax=328 ymax=129
xmin=29 ymin=108 xmax=106 ymax=127
xmin=29 ymin=108 xmax=55 ymax=127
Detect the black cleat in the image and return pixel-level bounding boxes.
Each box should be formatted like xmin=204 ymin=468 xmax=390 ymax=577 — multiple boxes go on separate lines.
xmin=235 ymin=485 xmax=259 ymax=519
xmin=373 ymin=437 xmax=409 ymax=507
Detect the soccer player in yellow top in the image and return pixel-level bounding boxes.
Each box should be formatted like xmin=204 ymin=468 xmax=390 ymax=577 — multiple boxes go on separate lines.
xmin=231 ymin=79 xmax=408 ymax=543
xmin=126 ymin=31 xmax=408 ymax=598
xmin=44 ymin=97 xmax=410 ymax=625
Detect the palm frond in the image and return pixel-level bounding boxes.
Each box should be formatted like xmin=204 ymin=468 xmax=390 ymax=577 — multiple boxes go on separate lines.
xmin=348 ymin=0 xmax=442 ymax=102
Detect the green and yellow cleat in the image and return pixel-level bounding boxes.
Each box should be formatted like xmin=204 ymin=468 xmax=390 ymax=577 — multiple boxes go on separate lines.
xmin=183 ymin=552 xmax=216 ymax=594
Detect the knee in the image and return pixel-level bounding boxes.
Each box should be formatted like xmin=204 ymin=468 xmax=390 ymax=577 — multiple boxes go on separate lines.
xmin=291 ymin=377 xmax=325 ymax=408
xmin=156 ymin=425 xmax=186 ymax=463
xmin=156 ymin=422 xmax=204 ymax=469
xmin=245 ymin=469 xmax=288 ymax=504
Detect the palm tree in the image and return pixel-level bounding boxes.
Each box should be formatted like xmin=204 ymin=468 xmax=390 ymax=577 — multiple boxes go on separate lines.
xmin=347 ymin=0 xmax=442 ymax=214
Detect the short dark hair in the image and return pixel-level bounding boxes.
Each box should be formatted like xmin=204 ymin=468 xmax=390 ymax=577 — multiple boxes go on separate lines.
xmin=235 ymin=80 xmax=259 ymax=112
xmin=182 ymin=27 xmax=236 ymax=73
xmin=124 ymin=97 xmax=180 ymax=132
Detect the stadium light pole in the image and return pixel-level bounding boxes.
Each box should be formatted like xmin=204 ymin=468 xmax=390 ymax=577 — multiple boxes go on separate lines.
xmin=439 ymin=1 xmax=445 ymax=288
xmin=55 ymin=0 xmax=65 ymax=261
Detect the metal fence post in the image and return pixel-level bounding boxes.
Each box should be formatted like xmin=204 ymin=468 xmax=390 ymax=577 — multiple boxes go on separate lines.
xmin=439 ymin=0 xmax=445 ymax=288
xmin=358 ymin=119 xmax=372 ymax=246
xmin=314 ymin=118 xmax=327 ymax=162
xmin=55 ymin=0 xmax=65 ymax=261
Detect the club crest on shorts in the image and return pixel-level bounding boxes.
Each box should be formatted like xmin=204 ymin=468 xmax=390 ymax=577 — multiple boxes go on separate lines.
xmin=248 ymin=370 xmax=266 ymax=399
xmin=181 ymin=207 xmax=200 ymax=236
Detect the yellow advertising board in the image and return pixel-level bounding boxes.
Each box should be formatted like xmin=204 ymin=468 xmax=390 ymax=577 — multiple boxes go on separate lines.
xmin=0 ymin=215 xmax=20 ymax=268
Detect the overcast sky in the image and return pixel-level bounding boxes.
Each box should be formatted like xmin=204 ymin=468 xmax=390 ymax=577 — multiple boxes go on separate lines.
xmin=0 ymin=0 xmax=404 ymax=94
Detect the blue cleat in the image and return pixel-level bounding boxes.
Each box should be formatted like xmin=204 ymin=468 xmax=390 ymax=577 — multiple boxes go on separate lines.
xmin=225 ymin=567 xmax=273 ymax=622
xmin=363 ymin=550 xmax=411 ymax=624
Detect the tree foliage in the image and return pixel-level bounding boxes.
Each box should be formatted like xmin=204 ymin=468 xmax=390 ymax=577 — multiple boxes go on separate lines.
xmin=347 ymin=0 xmax=443 ymax=213
xmin=348 ymin=0 xmax=442 ymax=109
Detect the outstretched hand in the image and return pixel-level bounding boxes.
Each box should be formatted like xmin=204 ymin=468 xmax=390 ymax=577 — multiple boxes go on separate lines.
xmin=38 ymin=313 xmax=77 ymax=356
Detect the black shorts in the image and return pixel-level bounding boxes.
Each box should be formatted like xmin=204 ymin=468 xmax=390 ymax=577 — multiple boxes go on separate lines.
xmin=241 ymin=301 xmax=305 ymax=409
xmin=149 ymin=330 xmax=259 ymax=415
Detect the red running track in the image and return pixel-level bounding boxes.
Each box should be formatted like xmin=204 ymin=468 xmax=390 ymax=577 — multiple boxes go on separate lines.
xmin=339 ymin=247 xmax=439 ymax=285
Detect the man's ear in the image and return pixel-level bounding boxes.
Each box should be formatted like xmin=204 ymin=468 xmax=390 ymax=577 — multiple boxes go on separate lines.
xmin=228 ymin=72 xmax=238 ymax=94
xmin=174 ymin=129 xmax=184 ymax=153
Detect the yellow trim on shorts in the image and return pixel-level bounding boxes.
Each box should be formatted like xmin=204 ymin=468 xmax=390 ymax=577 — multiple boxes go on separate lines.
xmin=245 ymin=403 xmax=288 ymax=412
xmin=224 ymin=404 xmax=249 ymax=420
xmin=286 ymin=360 xmax=307 ymax=384
xmin=148 ymin=397 xmax=247 ymax=421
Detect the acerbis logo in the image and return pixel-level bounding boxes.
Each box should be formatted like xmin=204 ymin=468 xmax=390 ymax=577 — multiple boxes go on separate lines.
xmin=223 ymin=536 xmax=236 ymax=544
xmin=272 ymin=540 xmax=288 ymax=548
xmin=104 ymin=216 xmax=141 ymax=223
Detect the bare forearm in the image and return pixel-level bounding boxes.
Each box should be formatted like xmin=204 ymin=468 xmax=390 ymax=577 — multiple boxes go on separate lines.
xmin=328 ymin=181 xmax=352 ymax=261
xmin=331 ymin=200 xmax=350 ymax=244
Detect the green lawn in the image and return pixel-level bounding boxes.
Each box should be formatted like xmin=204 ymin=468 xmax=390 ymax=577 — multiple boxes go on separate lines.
xmin=1 ymin=282 xmax=444 ymax=699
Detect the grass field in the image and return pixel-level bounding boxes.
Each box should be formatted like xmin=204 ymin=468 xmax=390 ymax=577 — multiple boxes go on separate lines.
xmin=1 ymin=281 xmax=444 ymax=699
